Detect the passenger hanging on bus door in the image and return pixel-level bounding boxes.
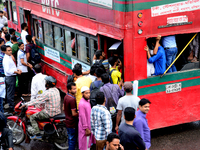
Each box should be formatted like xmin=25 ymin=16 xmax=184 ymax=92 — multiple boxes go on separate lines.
xmin=145 ymin=36 xmax=166 ymax=76
xmin=162 ymin=35 xmax=178 ymax=73
xmin=188 ymin=33 xmax=199 ymax=63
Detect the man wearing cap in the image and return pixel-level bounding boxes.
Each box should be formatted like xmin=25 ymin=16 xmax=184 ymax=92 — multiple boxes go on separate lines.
xmin=115 ymin=82 xmax=140 ymax=131
xmin=78 ymin=86 xmax=95 ymax=150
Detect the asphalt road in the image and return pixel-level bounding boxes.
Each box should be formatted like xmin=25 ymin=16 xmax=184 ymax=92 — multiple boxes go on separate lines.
xmin=10 ymin=95 xmax=200 ymax=150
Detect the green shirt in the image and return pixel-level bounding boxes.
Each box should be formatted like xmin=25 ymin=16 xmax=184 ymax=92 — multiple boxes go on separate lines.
xmin=12 ymin=43 xmax=19 ymax=58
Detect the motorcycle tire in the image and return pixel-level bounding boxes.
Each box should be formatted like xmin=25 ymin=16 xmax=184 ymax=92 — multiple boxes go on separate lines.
xmin=7 ymin=119 xmax=25 ymax=145
xmin=53 ymin=126 xmax=68 ymax=150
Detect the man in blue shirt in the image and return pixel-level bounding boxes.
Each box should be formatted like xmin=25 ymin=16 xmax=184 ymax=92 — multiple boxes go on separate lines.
xmin=133 ymin=98 xmax=151 ymax=150
xmin=162 ymin=35 xmax=178 ymax=73
xmin=145 ymin=36 xmax=166 ymax=76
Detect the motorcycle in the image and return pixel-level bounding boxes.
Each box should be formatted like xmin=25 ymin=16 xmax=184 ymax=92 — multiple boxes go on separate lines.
xmin=7 ymin=97 xmax=68 ymax=150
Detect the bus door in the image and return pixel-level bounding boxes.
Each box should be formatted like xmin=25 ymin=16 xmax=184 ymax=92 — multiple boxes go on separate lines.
xmin=24 ymin=10 xmax=31 ymax=35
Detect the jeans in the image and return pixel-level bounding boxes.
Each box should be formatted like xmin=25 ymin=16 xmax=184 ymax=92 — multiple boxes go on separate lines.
xmin=165 ymin=47 xmax=178 ymax=73
xmin=66 ymin=127 xmax=77 ymax=150
xmin=1 ymin=128 xmax=14 ymax=149
xmin=0 ymin=97 xmax=4 ymax=113
xmin=5 ymin=76 xmax=16 ymax=112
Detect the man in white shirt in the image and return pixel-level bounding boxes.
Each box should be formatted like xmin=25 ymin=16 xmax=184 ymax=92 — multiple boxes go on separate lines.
xmin=3 ymin=46 xmax=22 ymax=113
xmin=21 ymin=23 xmax=28 ymax=50
xmin=0 ymin=11 xmax=7 ymax=27
xmin=31 ymin=64 xmax=47 ymax=109
xmin=17 ymin=42 xmax=32 ymax=97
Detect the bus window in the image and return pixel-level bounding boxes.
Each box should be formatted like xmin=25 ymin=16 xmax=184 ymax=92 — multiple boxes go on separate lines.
xmin=54 ymin=26 xmax=64 ymax=51
xmin=10 ymin=1 xmax=18 ymax=23
xmin=19 ymin=7 xmax=24 ymax=25
xmin=65 ymin=30 xmax=76 ymax=57
xmin=77 ymin=34 xmax=90 ymax=64
xmin=5 ymin=1 xmax=10 ymax=20
xmin=43 ymin=22 xmax=53 ymax=47
xmin=90 ymin=39 xmax=98 ymax=61
xmin=33 ymin=19 xmax=43 ymax=42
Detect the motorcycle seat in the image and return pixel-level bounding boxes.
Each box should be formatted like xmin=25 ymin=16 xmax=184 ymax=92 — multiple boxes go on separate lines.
xmin=51 ymin=113 xmax=65 ymax=120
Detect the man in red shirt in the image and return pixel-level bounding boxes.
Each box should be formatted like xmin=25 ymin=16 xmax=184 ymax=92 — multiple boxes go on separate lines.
xmin=63 ymin=82 xmax=78 ymax=150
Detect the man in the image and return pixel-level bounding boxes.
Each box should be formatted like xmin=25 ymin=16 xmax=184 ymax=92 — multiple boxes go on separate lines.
xmin=20 ymin=76 xmax=61 ymax=140
xmin=11 ymin=36 xmax=18 ymax=60
xmin=100 ymin=73 xmax=124 ymax=131
xmin=17 ymin=42 xmax=32 ymax=97
xmin=5 ymin=34 xmax=13 ymax=47
xmin=133 ymin=98 xmax=151 ymax=150
xmin=0 ymin=11 xmax=7 ymax=27
xmin=105 ymin=133 xmax=124 ymax=150
xmin=108 ymin=56 xmax=123 ymax=86
xmin=63 ymin=82 xmax=78 ymax=150
xmin=115 ymin=82 xmax=140 ymax=131
xmin=119 ymin=107 xmax=146 ymax=150
xmin=30 ymin=64 xmax=47 ymax=104
xmin=9 ymin=28 xmax=15 ymax=37
xmin=78 ymin=86 xmax=95 ymax=150
xmin=72 ymin=66 xmax=92 ymax=108
xmin=21 ymin=23 xmax=28 ymax=49
xmin=93 ymin=50 xmax=109 ymax=72
xmin=91 ymin=91 xmax=112 ymax=150
xmin=0 ymin=112 xmax=13 ymax=150
xmin=3 ymin=46 xmax=22 ymax=113
xmin=162 ymin=35 xmax=178 ymax=73
xmin=0 ymin=44 xmax=6 ymax=113
xmin=145 ymin=36 xmax=166 ymax=75
xmin=1 ymin=27 xmax=8 ymax=41
xmin=26 ymin=35 xmax=37 ymax=62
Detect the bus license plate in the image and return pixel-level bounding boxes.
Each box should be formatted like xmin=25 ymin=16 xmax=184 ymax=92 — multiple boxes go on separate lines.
xmin=166 ymin=83 xmax=182 ymax=94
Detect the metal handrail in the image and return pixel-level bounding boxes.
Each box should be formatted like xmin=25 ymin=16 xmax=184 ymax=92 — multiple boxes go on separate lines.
xmin=161 ymin=33 xmax=198 ymax=78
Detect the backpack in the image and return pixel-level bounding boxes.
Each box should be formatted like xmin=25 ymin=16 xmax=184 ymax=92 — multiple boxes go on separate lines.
xmin=90 ymin=82 xmax=104 ymax=108
xmin=27 ymin=44 xmax=41 ymax=65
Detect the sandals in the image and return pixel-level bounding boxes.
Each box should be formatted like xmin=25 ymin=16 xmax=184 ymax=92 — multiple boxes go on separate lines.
xmin=191 ymin=57 xmax=198 ymax=63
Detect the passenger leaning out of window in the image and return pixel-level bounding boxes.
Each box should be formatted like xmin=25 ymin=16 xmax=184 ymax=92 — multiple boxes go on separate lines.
xmin=145 ymin=35 xmax=166 ymax=76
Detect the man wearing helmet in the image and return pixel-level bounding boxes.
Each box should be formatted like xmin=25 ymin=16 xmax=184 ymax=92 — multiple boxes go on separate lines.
xmin=20 ymin=76 xmax=61 ymax=140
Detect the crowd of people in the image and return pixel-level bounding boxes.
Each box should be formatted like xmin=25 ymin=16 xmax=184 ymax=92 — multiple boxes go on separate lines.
xmin=62 ymin=49 xmax=152 ymax=150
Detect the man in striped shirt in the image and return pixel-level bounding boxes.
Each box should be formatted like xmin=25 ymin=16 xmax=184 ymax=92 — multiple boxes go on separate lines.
xmin=91 ymin=91 xmax=112 ymax=150
xmin=20 ymin=76 xmax=61 ymax=140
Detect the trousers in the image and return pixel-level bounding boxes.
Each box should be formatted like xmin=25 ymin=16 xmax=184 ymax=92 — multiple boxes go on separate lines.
xmin=30 ymin=109 xmax=49 ymax=135
xmin=5 ymin=76 xmax=16 ymax=112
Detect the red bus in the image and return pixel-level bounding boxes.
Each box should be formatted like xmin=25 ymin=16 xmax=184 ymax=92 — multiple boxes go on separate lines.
xmin=5 ymin=0 xmax=200 ymax=130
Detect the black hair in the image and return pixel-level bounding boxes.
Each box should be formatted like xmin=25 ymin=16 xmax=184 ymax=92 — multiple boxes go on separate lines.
xmin=74 ymin=63 xmax=82 ymax=69
xmin=3 ymin=2 xmax=6 ymax=6
xmin=26 ymin=35 xmax=32 ymax=43
xmin=0 ymin=38 xmax=4 ymax=45
xmin=148 ymin=37 xmax=156 ymax=45
xmin=90 ymin=65 xmax=97 ymax=75
xmin=107 ymin=133 xmax=120 ymax=143
xmin=11 ymin=36 xmax=17 ymax=42
xmin=67 ymin=82 xmax=76 ymax=92
xmin=0 ymin=30 xmax=2 ymax=33
xmin=5 ymin=34 xmax=10 ymax=41
xmin=18 ymin=42 xmax=24 ymax=47
xmin=101 ymin=73 xmax=109 ymax=84
xmin=95 ymin=50 xmax=103 ymax=59
xmin=95 ymin=67 xmax=104 ymax=78
xmin=1 ymin=45 xmax=6 ymax=52
xmin=125 ymin=87 xmax=132 ymax=93
xmin=95 ymin=92 xmax=105 ymax=105
xmin=9 ymin=28 xmax=15 ymax=35
xmin=108 ymin=56 xmax=118 ymax=67
xmin=0 ymin=11 xmax=3 ymax=14
xmin=21 ymin=23 xmax=27 ymax=30
xmin=72 ymin=67 xmax=82 ymax=76
xmin=2 ymin=27 xmax=7 ymax=32
xmin=124 ymin=107 xmax=135 ymax=121
xmin=6 ymin=45 xmax=11 ymax=50
xmin=139 ymin=98 xmax=151 ymax=106
xmin=34 ymin=64 xmax=42 ymax=73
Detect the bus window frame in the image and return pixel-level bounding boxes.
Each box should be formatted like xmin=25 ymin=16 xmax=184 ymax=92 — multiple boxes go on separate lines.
xmin=31 ymin=16 xmax=98 ymax=66
xmin=19 ymin=7 xmax=25 ymax=25
xmin=5 ymin=0 xmax=11 ymax=21
xmin=10 ymin=0 xmax=18 ymax=25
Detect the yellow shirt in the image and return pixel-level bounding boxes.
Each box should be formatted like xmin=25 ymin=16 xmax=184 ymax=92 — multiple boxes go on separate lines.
xmin=75 ymin=76 xmax=92 ymax=108
xmin=110 ymin=67 xmax=121 ymax=85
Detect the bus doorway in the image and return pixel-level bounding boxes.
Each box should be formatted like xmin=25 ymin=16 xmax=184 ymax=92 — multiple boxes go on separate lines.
xmin=24 ymin=10 xmax=31 ymax=35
